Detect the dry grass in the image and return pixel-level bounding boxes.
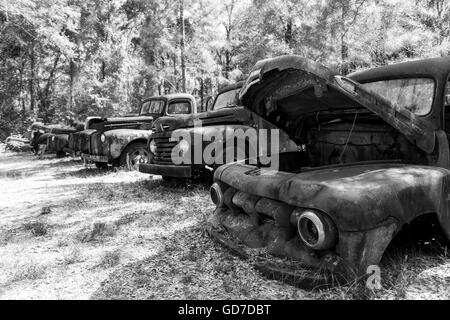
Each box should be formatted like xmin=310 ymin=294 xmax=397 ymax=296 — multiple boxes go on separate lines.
xmin=22 ymin=222 xmax=49 ymax=236
xmin=10 ymin=262 xmax=47 ymax=283
xmin=62 ymin=247 xmax=83 ymax=265
xmin=0 ymin=151 xmax=449 ymax=300
xmin=74 ymin=222 xmax=116 ymax=243
xmin=98 ymin=250 xmax=121 ymax=269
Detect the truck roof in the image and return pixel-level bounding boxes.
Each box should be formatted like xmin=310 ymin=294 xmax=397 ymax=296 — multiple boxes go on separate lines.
xmin=142 ymin=93 xmax=196 ymax=102
xmin=349 ymin=56 xmax=450 ymax=83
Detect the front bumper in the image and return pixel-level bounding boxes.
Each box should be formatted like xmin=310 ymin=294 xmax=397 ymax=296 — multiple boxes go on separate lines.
xmin=207 ymin=227 xmax=338 ymax=289
xmin=206 ymin=207 xmax=350 ymax=289
xmin=81 ymin=153 xmax=109 ymax=163
xmin=138 ymin=163 xmax=193 ymax=178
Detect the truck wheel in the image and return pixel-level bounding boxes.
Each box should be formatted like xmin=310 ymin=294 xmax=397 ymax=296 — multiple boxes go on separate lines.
xmin=95 ymin=162 xmax=108 ymax=169
xmin=120 ymin=142 xmax=151 ymax=171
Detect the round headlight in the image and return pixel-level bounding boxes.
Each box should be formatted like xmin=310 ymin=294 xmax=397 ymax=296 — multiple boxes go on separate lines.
xmin=295 ymin=209 xmax=337 ymax=250
xmin=178 ymin=139 xmax=189 ymax=156
xmin=210 ymin=182 xmax=224 ymax=207
xmin=100 ymin=134 xmax=106 ymax=143
xmin=149 ymin=139 xmax=157 ymax=154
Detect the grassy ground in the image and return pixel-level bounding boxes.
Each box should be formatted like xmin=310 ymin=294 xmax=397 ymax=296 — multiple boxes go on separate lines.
xmin=0 ymin=148 xmax=449 ymax=300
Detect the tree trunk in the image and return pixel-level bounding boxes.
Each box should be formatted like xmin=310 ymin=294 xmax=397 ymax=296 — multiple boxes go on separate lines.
xmin=180 ymin=0 xmax=187 ymax=92
xmin=19 ymin=55 xmax=26 ymax=115
xmin=200 ymin=77 xmax=204 ymax=111
xmin=285 ymin=18 xmax=293 ymax=48
xmin=28 ymin=42 xmax=36 ymax=113
xmin=68 ymin=59 xmax=77 ymax=111
xmin=39 ymin=52 xmax=61 ymax=115
xmin=173 ymin=55 xmax=178 ymax=92
xmin=100 ymin=61 xmax=106 ymax=82
xmin=225 ymin=51 xmax=231 ymax=79
xmin=340 ymin=1 xmax=350 ymax=74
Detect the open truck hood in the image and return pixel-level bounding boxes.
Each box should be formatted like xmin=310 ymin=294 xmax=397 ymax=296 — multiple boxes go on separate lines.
xmin=239 ymin=55 xmax=436 ymax=154
xmin=86 ymin=115 xmax=154 ymax=132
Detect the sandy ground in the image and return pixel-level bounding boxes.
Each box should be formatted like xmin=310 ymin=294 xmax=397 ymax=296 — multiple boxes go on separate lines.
xmin=0 ymin=149 xmax=449 ymax=300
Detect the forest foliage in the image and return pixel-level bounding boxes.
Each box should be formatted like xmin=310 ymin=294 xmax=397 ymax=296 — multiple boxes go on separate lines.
xmin=1 ymin=0 xmax=450 ymax=139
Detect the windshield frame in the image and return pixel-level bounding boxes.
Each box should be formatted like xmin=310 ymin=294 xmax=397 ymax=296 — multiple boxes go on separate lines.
xmin=139 ymin=98 xmax=167 ymax=116
xmin=166 ymin=99 xmax=193 ymax=115
xmin=211 ymin=87 xmax=240 ymax=111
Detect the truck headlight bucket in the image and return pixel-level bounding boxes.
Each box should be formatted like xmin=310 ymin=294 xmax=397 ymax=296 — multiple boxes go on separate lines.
xmin=210 ymin=182 xmax=224 ymax=207
xmin=149 ymin=139 xmax=157 ymax=154
xmin=295 ymin=209 xmax=337 ymax=250
xmin=178 ymin=139 xmax=189 ymax=157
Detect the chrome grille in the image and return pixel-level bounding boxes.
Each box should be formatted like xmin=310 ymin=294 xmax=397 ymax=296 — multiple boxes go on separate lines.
xmin=153 ymin=137 xmax=177 ymax=164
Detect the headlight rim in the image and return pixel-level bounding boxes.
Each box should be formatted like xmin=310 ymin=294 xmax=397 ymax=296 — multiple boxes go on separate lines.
xmin=178 ymin=139 xmax=190 ymax=153
xmin=100 ymin=133 xmax=106 ymax=143
xmin=295 ymin=209 xmax=337 ymax=251
xmin=210 ymin=182 xmax=224 ymax=208
xmin=149 ymin=139 xmax=157 ymax=154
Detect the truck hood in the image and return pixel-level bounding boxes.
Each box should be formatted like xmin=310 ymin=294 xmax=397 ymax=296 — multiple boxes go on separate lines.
xmin=152 ymin=107 xmax=251 ymax=133
xmin=215 ymin=161 xmax=449 ymax=231
xmin=29 ymin=122 xmax=78 ymax=134
xmin=103 ymin=128 xmax=152 ymax=140
xmin=86 ymin=116 xmax=154 ymax=132
xmin=239 ymin=55 xmax=436 ymax=154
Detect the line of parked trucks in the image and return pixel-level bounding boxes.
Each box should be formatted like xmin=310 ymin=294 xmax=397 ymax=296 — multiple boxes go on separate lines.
xmin=4 ymin=55 xmax=450 ymax=288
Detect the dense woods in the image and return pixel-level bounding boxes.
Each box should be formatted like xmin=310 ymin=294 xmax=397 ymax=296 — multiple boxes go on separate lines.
xmin=1 ymin=0 xmax=450 ymax=139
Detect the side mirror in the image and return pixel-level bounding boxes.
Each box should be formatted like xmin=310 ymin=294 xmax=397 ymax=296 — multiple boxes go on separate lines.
xmin=205 ymin=97 xmax=214 ymax=111
xmin=445 ymin=94 xmax=450 ymax=107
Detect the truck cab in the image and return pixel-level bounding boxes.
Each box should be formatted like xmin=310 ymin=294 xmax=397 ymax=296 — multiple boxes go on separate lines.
xmin=206 ymin=55 xmax=450 ymax=286
xmin=77 ymin=93 xmax=197 ymax=170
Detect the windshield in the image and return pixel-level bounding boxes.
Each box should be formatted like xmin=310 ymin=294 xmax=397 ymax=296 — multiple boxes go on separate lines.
xmin=167 ymin=101 xmax=191 ymax=115
xmin=140 ymin=99 xmax=165 ymax=115
xmin=212 ymin=89 xmax=239 ymax=110
xmin=362 ymin=78 xmax=435 ymax=116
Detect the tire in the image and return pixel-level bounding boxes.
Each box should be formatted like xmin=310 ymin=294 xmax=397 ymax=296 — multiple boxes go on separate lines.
xmin=119 ymin=142 xmax=152 ymax=171
xmin=56 ymin=150 xmax=66 ymax=157
xmin=95 ymin=162 xmax=108 ymax=169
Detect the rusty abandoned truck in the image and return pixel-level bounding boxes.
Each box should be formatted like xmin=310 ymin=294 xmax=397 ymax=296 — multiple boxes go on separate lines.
xmin=45 ymin=121 xmax=85 ymax=156
xmin=138 ymin=82 xmax=298 ymax=179
xmin=206 ymin=55 xmax=450 ymax=286
xmin=76 ymin=94 xmax=197 ymax=170
xmin=29 ymin=122 xmax=84 ymax=156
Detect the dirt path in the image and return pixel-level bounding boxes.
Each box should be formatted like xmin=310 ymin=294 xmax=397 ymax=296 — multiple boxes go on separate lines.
xmin=0 ymin=150 xmax=449 ymax=299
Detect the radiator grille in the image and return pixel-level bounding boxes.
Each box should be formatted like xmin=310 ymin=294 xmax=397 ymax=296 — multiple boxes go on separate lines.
xmin=153 ymin=137 xmax=177 ymax=164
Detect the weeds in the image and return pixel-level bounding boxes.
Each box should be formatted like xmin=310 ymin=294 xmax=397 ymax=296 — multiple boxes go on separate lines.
xmin=62 ymin=247 xmax=83 ymax=265
xmin=10 ymin=263 xmax=46 ymax=283
xmin=22 ymin=221 xmax=49 ymax=236
xmin=98 ymin=250 xmax=121 ymax=268
xmin=40 ymin=206 xmax=52 ymax=216
xmin=75 ymin=222 xmax=115 ymax=243
xmin=114 ymin=213 xmax=141 ymax=227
